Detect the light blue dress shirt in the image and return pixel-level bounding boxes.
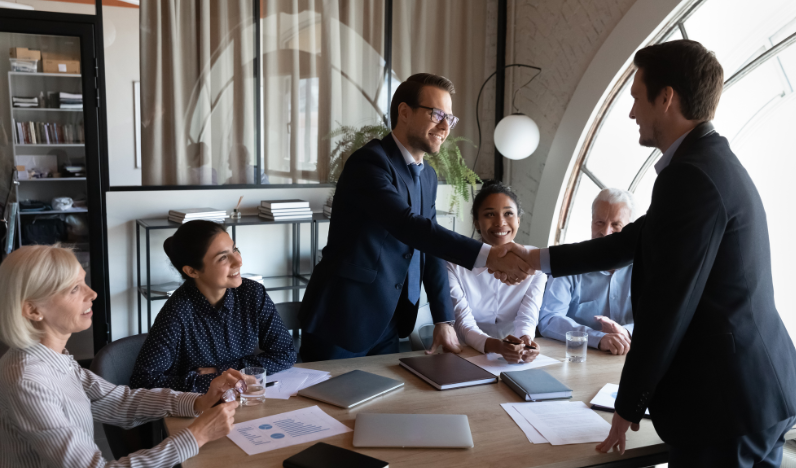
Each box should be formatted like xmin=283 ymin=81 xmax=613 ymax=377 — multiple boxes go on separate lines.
xmin=538 ymin=265 xmax=634 ymax=349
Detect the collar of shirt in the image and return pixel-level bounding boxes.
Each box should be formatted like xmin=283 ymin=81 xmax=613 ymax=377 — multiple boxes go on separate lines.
xmin=654 ymin=129 xmax=692 ymax=174
xmin=186 ymin=281 xmax=236 ymax=314
xmin=23 ymin=343 xmax=75 ymax=374
xmin=392 ymin=133 xmax=423 ymax=167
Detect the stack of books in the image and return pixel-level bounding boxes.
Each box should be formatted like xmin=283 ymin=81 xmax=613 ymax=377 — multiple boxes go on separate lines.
xmin=59 ymin=92 xmax=82 ymax=109
xmin=168 ymin=208 xmax=227 ymax=224
xmin=12 ymin=96 xmax=38 ymax=108
xmin=259 ymin=199 xmax=312 ymax=221
xmin=14 ymin=121 xmax=84 ymax=145
xmin=323 ymin=195 xmax=332 ymax=219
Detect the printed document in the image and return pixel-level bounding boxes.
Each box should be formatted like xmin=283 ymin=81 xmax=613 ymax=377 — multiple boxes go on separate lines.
xmin=265 ymin=368 xmax=331 ymax=399
xmin=501 ymin=403 xmax=548 ymax=444
xmin=515 ymin=401 xmax=611 ymax=445
xmin=227 ymin=405 xmax=352 ymax=455
xmin=466 ymin=353 xmax=561 ymax=376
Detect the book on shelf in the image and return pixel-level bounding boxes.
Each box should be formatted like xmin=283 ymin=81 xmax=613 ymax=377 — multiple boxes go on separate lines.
xmin=12 ymin=96 xmax=39 ymax=107
xmin=168 ymin=208 xmax=227 ymax=218
xmin=258 ymin=212 xmax=312 ymax=221
xmin=168 ymin=216 xmax=226 ymax=224
xmin=257 ymin=206 xmax=312 ymax=215
xmin=144 ymin=281 xmax=184 ymax=297
xmin=260 ymin=199 xmax=310 ymax=210
xmin=14 ymin=121 xmax=84 ymax=145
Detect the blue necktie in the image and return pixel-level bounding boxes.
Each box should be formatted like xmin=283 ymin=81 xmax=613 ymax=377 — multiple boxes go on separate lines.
xmin=407 ymin=164 xmax=423 ymax=305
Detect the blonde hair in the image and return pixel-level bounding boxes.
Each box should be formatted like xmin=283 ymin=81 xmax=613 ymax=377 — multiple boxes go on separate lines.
xmin=0 ymin=245 xmax=81 ymax=349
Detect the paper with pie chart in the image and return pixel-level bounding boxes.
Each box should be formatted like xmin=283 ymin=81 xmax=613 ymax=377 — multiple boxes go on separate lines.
xmin=226 ymin=406 xmax=352 ymax=455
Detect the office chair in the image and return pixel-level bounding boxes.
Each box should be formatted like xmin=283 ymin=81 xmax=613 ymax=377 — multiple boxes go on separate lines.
xmin=275 ymin=301 xmax=302 ymax=359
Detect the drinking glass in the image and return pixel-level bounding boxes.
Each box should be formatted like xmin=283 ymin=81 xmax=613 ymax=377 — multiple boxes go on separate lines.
xmin=240 ymin=367 xmax=266 ymax=406
xmin=566 ymin=331 xmax=588 ymax=362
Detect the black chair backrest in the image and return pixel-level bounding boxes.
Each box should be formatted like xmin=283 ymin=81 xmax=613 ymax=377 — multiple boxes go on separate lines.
xmin=0 ymin=341 xmax=9 ymax=360
xmin=90 ymin=333 xmax=148 ymax=386
xmin=90 ymin=334 xmax=161 ymax=460
xmin=275 ymin=302 xmax=301 ymax=331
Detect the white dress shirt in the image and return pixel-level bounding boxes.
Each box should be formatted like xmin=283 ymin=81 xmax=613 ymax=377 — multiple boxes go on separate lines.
xmin=0 ymin=344 xmax=201 ymax=467
xmin=447 ymin=245 xmax=548 ymax=353
xmin=391 ymin=134 xmax=491 ymax=269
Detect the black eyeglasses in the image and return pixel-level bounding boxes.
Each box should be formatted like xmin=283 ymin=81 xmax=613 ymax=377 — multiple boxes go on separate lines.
xmin=415 ymin=105 xmax=459 ymax=129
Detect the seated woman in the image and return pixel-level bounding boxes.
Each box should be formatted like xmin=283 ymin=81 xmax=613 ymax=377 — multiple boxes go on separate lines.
xmin=131 ymin=220 xmax=296 ymax=393
xmin=0 ymin=245 xmax=240 ymax=467
xmin=448 ymin=181 xmax=547 ymax=363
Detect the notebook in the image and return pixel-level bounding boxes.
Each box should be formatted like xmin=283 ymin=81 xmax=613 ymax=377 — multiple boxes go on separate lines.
xmin=283 ymin=443 xmax=388 ymax=468
xmin=297 ymin=370 xmax=404 ymax=408
xmin=398 ymin=353 xmax=497 ymax=390
xmin=353 ymin=414 xmax=474 ymax=448
xmin=500 ymin=369 xmax=572 ymax=401
xmin=261 ymin=199 xmax=310 ymax=209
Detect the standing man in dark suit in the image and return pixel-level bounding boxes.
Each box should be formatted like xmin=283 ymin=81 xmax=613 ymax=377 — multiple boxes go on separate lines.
xmin=300 ymin=73 xmax=531 ymax=362
xmin=513 ymin=41 xmax=796 ymax=466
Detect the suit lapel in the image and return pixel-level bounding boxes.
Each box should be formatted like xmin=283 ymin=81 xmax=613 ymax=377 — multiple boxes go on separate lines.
xmin=382 ymin=133 xmax=419 ymax=211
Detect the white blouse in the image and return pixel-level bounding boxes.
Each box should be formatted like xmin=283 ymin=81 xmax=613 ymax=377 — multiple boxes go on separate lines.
xmin=447 ymin=246 xmax=548 ymax=353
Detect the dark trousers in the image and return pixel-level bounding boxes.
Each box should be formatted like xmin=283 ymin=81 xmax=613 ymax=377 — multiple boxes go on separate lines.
xmin=300 ymin=313 xmax=401 ymax=362
xmin=668 ymin=416 xmax=796 ymax=468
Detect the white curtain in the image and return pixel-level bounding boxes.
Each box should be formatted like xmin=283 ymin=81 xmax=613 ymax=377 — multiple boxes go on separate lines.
xmin=140 ymin=0 xmax=256 ymax=185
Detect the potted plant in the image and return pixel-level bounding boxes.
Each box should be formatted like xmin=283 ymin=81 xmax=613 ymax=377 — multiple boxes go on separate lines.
xmin=326 ymin=123 xmax=481 ymax=214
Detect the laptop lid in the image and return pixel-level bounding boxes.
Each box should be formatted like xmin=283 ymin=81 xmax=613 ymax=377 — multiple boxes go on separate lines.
xmin=353 ymin=414 xmax=474 ymax=448
xmin=297 ymin=370 xmax=404 ymax=409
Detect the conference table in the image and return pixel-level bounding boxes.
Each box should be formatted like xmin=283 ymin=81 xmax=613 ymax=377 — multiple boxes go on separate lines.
xmin=165 ymin=337 xmax=796 ymax=468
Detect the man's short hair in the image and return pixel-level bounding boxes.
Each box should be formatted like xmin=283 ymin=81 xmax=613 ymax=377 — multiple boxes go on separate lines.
xmin=633 ymin=39 xmax=724 ymax=121
xmin=592 ymin=188 xmax=635 ymax=220
xmin=389 ymin=73 xmax=455 ymax=129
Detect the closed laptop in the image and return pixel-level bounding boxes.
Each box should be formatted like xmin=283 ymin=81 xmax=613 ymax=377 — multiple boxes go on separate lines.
xmin=297 ymin=370 xmax=404 ymax=409
xmin=353 ymin=413 xmax=474 ymax=448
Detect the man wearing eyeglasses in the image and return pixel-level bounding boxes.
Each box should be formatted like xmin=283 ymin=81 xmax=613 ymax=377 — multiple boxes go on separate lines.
xmin=299 ymin=73 xmax=532 ymax=362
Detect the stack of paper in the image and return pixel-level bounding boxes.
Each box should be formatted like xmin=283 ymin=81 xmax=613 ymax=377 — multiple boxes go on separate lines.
xmin=12 ymin=96 xmax=38 ymax=108
xmin=265 ymin=367 xmax=331 ymax=400
xmin=259 ymin=199 xmax=312 ymax=221
xmin=168 ymin=208 xmax=226 ymax=224
xmin=465 ymin=352 xmax=561 ymax=376
xmin=59 ymin=92 xmax=83 ymax=109
xmin=501 ymin=401 xmax=611 ymax=445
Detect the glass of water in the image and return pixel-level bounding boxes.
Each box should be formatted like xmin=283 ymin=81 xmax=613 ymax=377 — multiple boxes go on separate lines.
xmin=566 ymin=331 xmax=588 ymax=362
xmin=240 ymin=367 xmax=266 ymax=406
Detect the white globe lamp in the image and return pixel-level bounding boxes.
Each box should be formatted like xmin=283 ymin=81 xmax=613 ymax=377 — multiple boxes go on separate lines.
xmin=494 ymin=113 xmax=540 ymax=160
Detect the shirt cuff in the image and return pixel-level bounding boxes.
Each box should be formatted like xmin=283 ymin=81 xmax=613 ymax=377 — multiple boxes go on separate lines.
xmin=588 ymin=331 xmax=607 ymax=349
xmin=177 ymin=392 xmax=203 ymax=417
xmin=539 ymin=248 xmax=552 ymax=274
xmin=434 ymin=320 xmax=454 ymax=325
xmin=171 ymin=428 xmax=201 ymax=462
xmin=473 ymin=244 xmax=491 ymax=269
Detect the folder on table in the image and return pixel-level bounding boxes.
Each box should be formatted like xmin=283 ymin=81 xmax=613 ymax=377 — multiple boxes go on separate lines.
xmin=398 ymin=353 xmax=497 ymax=390
xmin=500 ymin=368 xmax=572 ymax=401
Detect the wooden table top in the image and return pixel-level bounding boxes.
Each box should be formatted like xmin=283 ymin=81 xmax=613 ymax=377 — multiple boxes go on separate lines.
xmin=165 ymin=338 xmax=795 ymax=468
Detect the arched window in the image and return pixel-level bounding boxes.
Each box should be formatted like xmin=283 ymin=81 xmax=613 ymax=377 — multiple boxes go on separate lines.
xmin=559 ymin=0 xmax=796 ymax=334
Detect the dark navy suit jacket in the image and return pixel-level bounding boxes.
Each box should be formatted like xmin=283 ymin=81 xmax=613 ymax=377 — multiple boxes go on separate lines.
xmin=300 ymin=134 xmax=482 ymax=353
xmin=548 ymin=122 xmax=796 ymax=443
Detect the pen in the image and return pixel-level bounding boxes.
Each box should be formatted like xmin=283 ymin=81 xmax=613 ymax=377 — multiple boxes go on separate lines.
xmin=265 ymin=381 xmax=279 ymax=387
xmin=502 ymin=339 xmax=536 ymax=350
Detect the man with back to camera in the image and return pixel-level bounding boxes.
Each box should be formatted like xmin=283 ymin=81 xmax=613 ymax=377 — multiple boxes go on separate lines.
xmin=299 ymin=73 xmax=532 ymax=362
xmin=507 ymin=40 xmax=796 ymax=466
xmin=537 ymin=188 xmax=636 ymax=355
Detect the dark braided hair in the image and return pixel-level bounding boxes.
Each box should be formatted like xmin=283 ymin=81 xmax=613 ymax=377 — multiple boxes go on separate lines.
xmin=163 ymin=220 xmax=227 ymax=281
xmin=471 ymin=180 xmax=523 ymax=231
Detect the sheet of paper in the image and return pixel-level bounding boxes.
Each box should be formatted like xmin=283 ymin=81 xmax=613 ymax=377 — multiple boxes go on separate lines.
xmin=466 ymin=352 xmax=561 ymax=376
xmin=226 ymin=405 xmax=352 ymax=455
xmin=515 ymin=401 xmax=611 ymax=445
xmin=267 ymin=368 xmax=331 ymax=396
xmin=501 ymin=403 xmax=548 ymax=444
xmin=590 ymin=383 xmax=650 ymax=416
xmin=265 ymin=374 xmax=308 ymax=400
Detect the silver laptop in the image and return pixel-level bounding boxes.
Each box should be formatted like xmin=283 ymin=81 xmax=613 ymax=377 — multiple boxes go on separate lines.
xmin=353 ymin=414 xmax=474 ymax=448
xmin=297 ymin=370 xmax=404 ymax=409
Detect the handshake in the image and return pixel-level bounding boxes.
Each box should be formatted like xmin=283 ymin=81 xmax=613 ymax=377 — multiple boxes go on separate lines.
xmin=485 ymin=244 xmax=542 ymax=285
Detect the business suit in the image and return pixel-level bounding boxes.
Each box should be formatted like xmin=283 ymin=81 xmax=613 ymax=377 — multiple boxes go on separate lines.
xmin=548 ymin=122 xmax=796 ymax=462
xmin=300 ymin=134 xmax=482 ymax=359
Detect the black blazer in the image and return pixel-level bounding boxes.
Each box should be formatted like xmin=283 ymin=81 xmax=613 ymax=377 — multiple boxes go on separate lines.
xmin=299 ymin=134 xmax=482 ymax=353
xmin=548 ymin=122 xmax=796 ymax=443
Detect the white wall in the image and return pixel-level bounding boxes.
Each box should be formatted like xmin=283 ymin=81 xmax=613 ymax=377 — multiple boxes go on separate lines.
xmin=106 ymin=185 xmax=472 ymax=340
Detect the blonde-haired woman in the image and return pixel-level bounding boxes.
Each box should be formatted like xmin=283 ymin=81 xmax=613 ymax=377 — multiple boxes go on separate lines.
xmin=0 ymin=245 xmax=241 ymax=467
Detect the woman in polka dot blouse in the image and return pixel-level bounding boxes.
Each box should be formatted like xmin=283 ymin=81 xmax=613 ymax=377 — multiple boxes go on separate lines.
xmin=130 ymin=221 xmax=297 ymax=393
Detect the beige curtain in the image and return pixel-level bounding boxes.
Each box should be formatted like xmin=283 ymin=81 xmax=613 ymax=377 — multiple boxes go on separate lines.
xmin=141 ymin=0 xmax=256 ymax=186
xmin=261 ymin=0 xmax=386 ymax=183
xmin=392 ymin=0 xmax=490 ymax=174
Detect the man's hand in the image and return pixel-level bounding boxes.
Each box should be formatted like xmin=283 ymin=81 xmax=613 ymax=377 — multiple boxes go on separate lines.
xmin=486 ymin=244 xmax=533 ymax=285
xmin=594 ymin=316 xmax=630 ymax=338
xmin=425 ymin=323 xmax=462 ymax=355
xmin=598 ymin=333 xmax=631 ymax=355
xmin=194 ymin=369 xmax=247 ymax=413
xmin=596 ymin=411 xmax=639 ymax=455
